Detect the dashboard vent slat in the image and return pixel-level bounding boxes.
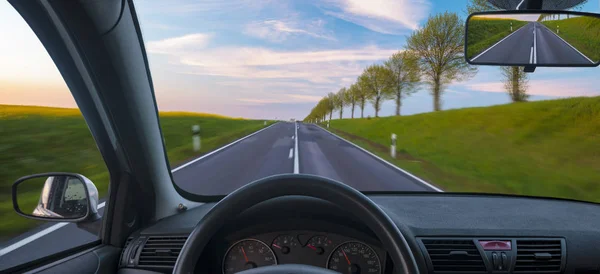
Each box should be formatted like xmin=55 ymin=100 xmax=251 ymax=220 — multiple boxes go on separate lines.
xmin=422 ymin=239 xmax=486 ymax=273
xmin=138 ymin=235 xmax=188 ymax=269
xmin=514 ymin=239 xmax=564 ymax=273
xmin=119 ymin=237 xmax=133 ymax=267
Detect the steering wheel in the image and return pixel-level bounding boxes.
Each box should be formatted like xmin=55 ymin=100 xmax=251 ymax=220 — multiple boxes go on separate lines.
xmin=172 ymin=174 xmax=420 ymax=274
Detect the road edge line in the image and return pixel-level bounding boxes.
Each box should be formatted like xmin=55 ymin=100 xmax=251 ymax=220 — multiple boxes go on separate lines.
xmin=1 ymin=123 xmax=278 ymax=256
xmin=172 ymin=122 xmax=279 ymax=172
xmin=539 ymin=24 xmax=594 ymax=64
xmin=315 ymin=125 xmax=443 ymax=192
xmin=471 ymin=24 xmax=528 ymax=62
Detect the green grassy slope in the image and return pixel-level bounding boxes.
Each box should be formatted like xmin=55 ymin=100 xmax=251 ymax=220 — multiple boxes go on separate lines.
xmin=541 ymin=16 xmax=600 ymax=62
xmin=467 ymin=17 xmax=528 ymax=59
xmin=0 ymin=105 xmax=267 ymax=240
xmin=327 ymin=97 xmax=600 ymax=203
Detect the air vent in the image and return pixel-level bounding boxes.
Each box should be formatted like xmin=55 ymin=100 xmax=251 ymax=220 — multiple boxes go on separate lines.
xmin=138 ymin=235 xmax=188 ymax=269
xmin=119 ymin=237 xmax=133 ymax=267
xmin=514 ymin=239 xmax=563 ymax=273
xmin=422 ymin=239 xmax=486 ymax=272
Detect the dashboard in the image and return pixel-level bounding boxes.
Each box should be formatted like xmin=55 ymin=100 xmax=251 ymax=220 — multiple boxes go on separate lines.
xmin=117 ymin=194 xmax=600 ymax=274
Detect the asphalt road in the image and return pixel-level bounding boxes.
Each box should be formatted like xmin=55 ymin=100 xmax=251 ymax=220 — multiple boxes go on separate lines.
xmin=174 ymin=122 xmax=436 ymax=194
xmin=0 ymin=122 xmax=438 ymax=270
xmin=472 ymin=22 xmax=594 ymax=65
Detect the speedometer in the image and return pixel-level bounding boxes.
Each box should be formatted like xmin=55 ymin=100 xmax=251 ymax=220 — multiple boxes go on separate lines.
xmin=327 ymin=241 xmax=381 ymax=274
xmin=222 ymin=239 xmax=277 ymax=274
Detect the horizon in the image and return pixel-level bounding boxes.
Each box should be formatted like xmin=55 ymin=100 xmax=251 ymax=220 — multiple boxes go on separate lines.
xmin=1 ymin=0 xmax=600 ymax=120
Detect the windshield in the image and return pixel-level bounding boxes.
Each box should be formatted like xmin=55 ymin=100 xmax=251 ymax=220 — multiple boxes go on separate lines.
xmin=2 ymin=0 xmax=599 ymax=203
xmin=129 ymin=0 xmax=600 ymax=200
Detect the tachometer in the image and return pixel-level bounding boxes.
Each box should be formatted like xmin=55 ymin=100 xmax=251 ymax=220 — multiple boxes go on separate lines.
xmin=327 ymin=241 xmax=381 ymax=274
xmin=222 ymin=239 xmax=277 ymax=274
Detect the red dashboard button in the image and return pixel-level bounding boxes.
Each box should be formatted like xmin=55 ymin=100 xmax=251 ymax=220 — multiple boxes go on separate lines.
xmin=479 ymin=240 xmax=512 ymax=251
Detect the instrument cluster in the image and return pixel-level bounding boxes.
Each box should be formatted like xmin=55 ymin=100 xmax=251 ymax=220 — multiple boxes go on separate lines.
xmin=222 ymin=231 xmax=385 ymax=274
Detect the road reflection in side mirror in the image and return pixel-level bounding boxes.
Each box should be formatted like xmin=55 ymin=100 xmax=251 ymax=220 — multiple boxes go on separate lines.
xmin=15 ymin=175 xmax=89 ymax=220
xmin=466 ymin=11 xmax=600 ymax=66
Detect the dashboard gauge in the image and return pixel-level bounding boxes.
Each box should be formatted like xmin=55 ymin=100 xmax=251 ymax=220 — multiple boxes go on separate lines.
xmin=272 ymin=235 xmax=299 ymax=254
xmin=307 ymin=235 xmax=333 ymax=255
xmin=222 ymin=239 xmax=277 ymax=274
xmin=327 ymin=242 xmax=381 ymax=274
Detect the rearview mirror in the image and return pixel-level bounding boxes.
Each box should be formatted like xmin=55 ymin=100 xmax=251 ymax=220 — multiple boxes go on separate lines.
xmin=465 ymin=11 xmax=600 ymax=67
xmin=12 ymin=173 xmax=100 ymax=222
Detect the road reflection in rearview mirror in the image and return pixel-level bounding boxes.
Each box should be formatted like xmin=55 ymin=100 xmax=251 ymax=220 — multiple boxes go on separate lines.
xmin=466 ymin=12 xmax=600 ymax=66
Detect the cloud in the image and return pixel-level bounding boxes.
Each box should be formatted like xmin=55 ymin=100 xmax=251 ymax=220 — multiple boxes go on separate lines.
xmin=244 ymin=19 xmax=335 ymax=42
xmin=148 ymin=34 xmax=398 ymax=83
xmin=322 ymin=0 xmax=431 ymax=34
xmin=146 ymin=33 xmax=212 ymax=54
xmin=237 ymin=93 xmax=323 ymax=105
xmin=465 ymin=78 xmax=600 ymax=97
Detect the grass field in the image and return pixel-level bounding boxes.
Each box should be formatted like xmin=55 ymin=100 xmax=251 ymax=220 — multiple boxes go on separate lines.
xmin=326 ymin=97 xmax=600 ymax=203
xmin=541 ymin=16 xmax=600 ymax=62
xmin=467 ymin=17 xmax=528 ymax=59
xmin=0 ymin=105 xmax=267 ymax=241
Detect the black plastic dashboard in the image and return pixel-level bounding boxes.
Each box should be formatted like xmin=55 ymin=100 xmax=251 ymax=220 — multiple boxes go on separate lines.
xmin=118 ymin=193 xmax=600 ymax=274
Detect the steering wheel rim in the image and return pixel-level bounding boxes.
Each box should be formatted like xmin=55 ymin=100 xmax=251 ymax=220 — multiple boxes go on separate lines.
xmin=172 ymin=174 xmax=419 ymax=274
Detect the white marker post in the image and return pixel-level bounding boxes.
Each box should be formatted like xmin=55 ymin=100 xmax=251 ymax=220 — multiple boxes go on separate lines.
xmin=557 ymin=25 xmax=559 ymax=34
xmin=510 ymin=22 xmax=513 ymax=32
xmin=327 ymin=121 xmax=330 ymax=128
xmin=192 ymin=125 xmax=201 ymax=152
xmin=391 ymin=133 xmax=397 ymax=159
xmin=264 ymin=121 xmax=267 ymax=126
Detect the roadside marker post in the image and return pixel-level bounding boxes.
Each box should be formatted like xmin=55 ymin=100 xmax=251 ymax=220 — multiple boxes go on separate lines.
xmin=264 ymin=121 xmax=267 ymax=126
xmin=192 ymin=125 xmax=201 ymax=152
xmin=391 ymin=133 xmax=397 ymax=158
xmin=510 ymin=22 xmax=513 ymax=32
xmin=327 ymin=121 xmax=330 ymax=128
xmin=557 ymin=25 xmax=559 ymax=34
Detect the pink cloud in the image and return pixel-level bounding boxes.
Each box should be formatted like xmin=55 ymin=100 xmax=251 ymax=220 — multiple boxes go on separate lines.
xmin=466 ymin=78 xmax=600 ymax=97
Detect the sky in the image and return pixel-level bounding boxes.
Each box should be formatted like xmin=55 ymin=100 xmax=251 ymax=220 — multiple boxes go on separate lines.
xmin=1 ymin=0 xmax=600 ymax=120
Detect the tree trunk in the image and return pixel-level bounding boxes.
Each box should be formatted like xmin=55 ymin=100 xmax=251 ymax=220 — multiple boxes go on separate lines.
xmin=395 ymin=91 xmax=402 ymax=116
xmin=351 ymin=103 xmax=355 ymax=119
xmin=512 ymin=66 xmax=519 ymax=102
xmin=339 ymin=107 xmax=343 ymax=119
xmin=360 ymin=99 xmax=365 ymax=118
xmin=433 ymin=77 xmax=441 ymax=111
xmin=375 ymin=96 xmax=380 ymax=117
xmin=329 ymin=111 xmax=332 ymax=121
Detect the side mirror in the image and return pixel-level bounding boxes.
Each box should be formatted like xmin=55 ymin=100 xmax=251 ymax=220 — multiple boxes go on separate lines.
xmin=12 ymin=173 xmax=100 ymax=222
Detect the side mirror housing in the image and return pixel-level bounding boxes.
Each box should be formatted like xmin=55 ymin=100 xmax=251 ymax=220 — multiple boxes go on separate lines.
xmin=12 ymin=173 xmax=101 ymax=222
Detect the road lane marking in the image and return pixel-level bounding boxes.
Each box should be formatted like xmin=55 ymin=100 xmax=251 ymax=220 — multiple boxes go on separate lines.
xmin=0 ymin=201 xmax=106 ymax=256
xmin=293 ymin=122 xmax=299 ymax=174
xmin=529 ymin=47 xmax=534 ymax=64
xmin=516 ymin=0 xmax=525 ymax=10
xmin=288 ymin=148 xmax=293 ymax=159
xmin=471 ymin=24 xmax=528 ymax=61
xmin=533 ymin=26 xmax=537 ymax=64
xmin=1 ymin=123 xmax=282 ymax=256
xmin=172 ymin=122 xmax=279 ymax=172
xmin=315 ymin=125 xmax=443 ymax=192
xmin=540 ymin=24 xmax=594 ymax=64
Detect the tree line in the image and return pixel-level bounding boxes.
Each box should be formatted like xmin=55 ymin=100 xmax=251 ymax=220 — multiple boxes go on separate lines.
xmin=304 ymin=1 xmax=534 ymax=123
